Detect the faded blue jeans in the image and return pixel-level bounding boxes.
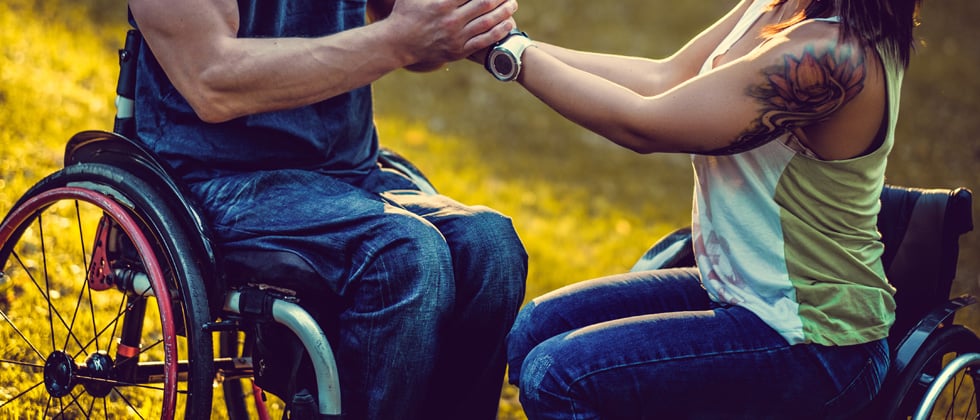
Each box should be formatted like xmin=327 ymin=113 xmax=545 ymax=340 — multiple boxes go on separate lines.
xmin=189 ymin=166 xmax=528 ymax=420
xmin=507 ymin=267 xmax=889 ymax=419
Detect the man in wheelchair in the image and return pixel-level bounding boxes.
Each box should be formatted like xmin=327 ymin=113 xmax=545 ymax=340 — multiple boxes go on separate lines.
xmin=125 ymin=0 xmax=527 ymax=419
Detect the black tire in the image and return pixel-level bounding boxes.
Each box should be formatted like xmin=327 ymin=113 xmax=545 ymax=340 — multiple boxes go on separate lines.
xmin=885 ymin=325 xmax=980 ymax=419
xmin=0 ymin=163 xmax=213 ymax=418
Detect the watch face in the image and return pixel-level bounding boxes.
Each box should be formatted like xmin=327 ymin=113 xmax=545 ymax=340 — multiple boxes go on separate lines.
xmin=492 ymin=54 xmax=515 ymax=78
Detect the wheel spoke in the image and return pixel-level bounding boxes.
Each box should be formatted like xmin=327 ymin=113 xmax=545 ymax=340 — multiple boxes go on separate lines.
xmin=38 ymin=216 xmax=57 ymax=352
xmin=72 ymin=289 xmax=156 ymax=362
xmin=0 ymin=306 xmax=47 ymax=361
xmin=58 ymin=390 xmax=91 ymax=418
xmin=77 ymin=372 xmax=187 ymax=394
xmin=0 ymin=357 xmax=44 ymax=370
xmin=107 ymin=296 xmax=126 ymax=355
xmin=0 ymin=379 xmax=44 ymax=410
xmin=966 ymin=393 xmax=976 ymax=420
xmin=111 ymin=387 xmax=148 ymax=420
xmin=951 ymin=371 xmax=966 ymax=416
xmin=87 ymin=394 xmax=97 ymax=419
xmin=60 ymin=200 xmax=93 ymax=356
xmin=43 ymin=394 xmax=53 ymax=416
xmin=63 ymin=270 xmax=93 ymax=355
xmin=11 ymin=250 xmax=89 ymax=353
xmin=112 ymin=337 xmax=164 ymax=372
xmin=74 ymin=201 xmax=103 ymax=353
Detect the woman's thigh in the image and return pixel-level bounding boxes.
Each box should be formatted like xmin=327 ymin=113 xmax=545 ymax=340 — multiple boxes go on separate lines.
xmin=507 ymin=268 xmax=709 ymax=383
xmin=517 ymin=302 xmax=885 ymax=420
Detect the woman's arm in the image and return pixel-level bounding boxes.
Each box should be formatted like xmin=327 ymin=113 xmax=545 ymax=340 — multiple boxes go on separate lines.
xmin=530 ymin=0 xmax=752 ymax=96
xmin=516 ymin=21 xmax=884 ymax=158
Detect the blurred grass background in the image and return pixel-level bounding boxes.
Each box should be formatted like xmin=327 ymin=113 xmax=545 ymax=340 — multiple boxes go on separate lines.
xmin=0 ymin=0 xmax=976 ymax=418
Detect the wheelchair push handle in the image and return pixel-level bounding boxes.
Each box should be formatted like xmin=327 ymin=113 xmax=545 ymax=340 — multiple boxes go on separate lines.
xmin=114 ymin=29 xmax=141 ymax=136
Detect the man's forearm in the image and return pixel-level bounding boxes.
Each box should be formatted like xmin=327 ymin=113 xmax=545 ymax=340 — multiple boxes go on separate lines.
xmin=131 ymin=0 xmax=516 ymax=123
xmin=179 ymin=23 xmax=411 ymax=123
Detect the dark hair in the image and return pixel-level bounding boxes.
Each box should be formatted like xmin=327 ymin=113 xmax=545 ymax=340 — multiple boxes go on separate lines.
xmin=768 ymin=0 xmax=922 ymax=67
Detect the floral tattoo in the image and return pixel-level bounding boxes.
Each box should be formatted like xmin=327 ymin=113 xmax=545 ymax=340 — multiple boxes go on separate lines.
xmin=711 ymin=45 xmax=866 ymax=155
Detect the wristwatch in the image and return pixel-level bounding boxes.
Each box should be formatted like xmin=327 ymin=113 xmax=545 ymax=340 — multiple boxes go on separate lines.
xmin=485 ymin=29 xmax=532 ymax=82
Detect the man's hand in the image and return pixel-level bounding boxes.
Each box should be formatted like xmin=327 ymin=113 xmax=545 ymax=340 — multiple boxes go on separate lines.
xmin=386 ymin=0 xmax=518 ymax=69
xmin=130 ymin=0 xmax=517 ymax=121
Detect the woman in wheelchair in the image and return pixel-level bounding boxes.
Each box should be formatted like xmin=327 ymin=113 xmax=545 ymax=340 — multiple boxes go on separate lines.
xmin=499 ymin=0 xmax=925 ymax=418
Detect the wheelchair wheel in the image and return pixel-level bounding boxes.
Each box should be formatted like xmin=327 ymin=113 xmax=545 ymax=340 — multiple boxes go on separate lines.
xmin=913 ymin=352 xmax=980 ymax=420
xmin=888 ymin=325 xmax=980 ymax=419
xmin=0 ymin=163 xmax=213 ymax=418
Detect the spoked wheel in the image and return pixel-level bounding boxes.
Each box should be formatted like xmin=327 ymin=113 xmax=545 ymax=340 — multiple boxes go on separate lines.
xmin=0 ymin=163 xmax=213 ymax=418
xmin=914 ymin=351 xmax=980 ymax=420
xmin=890 ymin=325 xmax=980 ymax=419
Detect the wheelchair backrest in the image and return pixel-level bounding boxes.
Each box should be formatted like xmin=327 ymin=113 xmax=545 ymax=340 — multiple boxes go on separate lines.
xmin=877 ymin=184 xmax=974 ymax=348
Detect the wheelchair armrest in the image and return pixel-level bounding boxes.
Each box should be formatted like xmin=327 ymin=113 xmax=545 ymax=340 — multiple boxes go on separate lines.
xmin=630 ymin=227 xmax=695 ymax=272
xmin=890 ymin=295 xmax=977 ymax=374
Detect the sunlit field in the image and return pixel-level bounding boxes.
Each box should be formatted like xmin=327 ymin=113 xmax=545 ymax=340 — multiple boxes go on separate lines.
xmin=1 ymin=0 xmax=977 ymax=418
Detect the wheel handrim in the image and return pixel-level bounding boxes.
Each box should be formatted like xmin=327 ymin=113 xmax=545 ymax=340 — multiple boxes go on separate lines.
xmin=0 ymin=187 xmax=179 ymax=418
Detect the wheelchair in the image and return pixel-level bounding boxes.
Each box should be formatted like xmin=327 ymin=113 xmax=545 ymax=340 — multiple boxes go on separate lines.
xmin=0 ymin=30 xmax=976 ymax=420
xmin=0 ymin=30 xmax=433 ymax=419
xmin=632 ymin=184 xmax=978 ymax=419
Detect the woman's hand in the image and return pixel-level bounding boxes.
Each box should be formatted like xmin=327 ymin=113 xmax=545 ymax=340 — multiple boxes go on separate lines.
xmin=387 ymin=0 xmax=518 ymax=67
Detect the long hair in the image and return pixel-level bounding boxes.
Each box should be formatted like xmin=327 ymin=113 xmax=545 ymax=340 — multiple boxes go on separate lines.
xmin=768 ymin=0 xmax=922 ymax=67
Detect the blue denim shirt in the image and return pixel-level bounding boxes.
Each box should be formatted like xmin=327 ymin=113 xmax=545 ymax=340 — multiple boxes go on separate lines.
xmin=133 ymin=0 xmax=379 ymax=183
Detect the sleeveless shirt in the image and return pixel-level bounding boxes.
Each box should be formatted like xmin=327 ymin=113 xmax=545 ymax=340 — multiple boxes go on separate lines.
xmin=691 ymin=0 xmax=902 ymax=346
xmin=133 ymin=0 xmax=378 ymax=182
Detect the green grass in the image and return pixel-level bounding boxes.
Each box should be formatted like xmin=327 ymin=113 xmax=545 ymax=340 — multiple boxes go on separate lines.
xmin=1 ymin=0 xmax=977 ymax=418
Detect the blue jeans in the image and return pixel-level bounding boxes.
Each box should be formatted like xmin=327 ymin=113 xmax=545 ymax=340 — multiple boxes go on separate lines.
xmin=188 ymin=166 xmax=528 ymax=419
xmin=507 ymin=267 xmax=889 ymax=419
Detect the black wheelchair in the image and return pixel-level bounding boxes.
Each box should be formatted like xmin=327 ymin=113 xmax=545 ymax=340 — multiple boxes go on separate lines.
xmin=0 ymin=29 xmax=977 ymax=419
xmin=632 ymin=189 xmax=978 ymax=419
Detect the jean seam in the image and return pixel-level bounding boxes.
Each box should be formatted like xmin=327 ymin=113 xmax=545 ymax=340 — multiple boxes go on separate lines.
xmin=825 ymin=357 xmax=872 ymax=405
xmin=563 ymin=343 xmax=793 ymax=416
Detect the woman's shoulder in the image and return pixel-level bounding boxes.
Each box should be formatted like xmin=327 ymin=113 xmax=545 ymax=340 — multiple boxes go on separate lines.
xmin=759 ymin=19 xmax=873 ymax=72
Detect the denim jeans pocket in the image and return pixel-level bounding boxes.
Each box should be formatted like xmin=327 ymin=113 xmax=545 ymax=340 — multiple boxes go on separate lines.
xmin=823 ymin=339 xmax=889 ymax=418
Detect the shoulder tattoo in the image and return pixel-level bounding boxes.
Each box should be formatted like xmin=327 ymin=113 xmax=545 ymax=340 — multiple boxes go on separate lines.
xmin=711 ymin=45 xmax=866 ymax=155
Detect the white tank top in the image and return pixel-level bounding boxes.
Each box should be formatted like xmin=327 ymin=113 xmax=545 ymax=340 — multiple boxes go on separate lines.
xmin=691 ymin=0 xmax=903 ymax=345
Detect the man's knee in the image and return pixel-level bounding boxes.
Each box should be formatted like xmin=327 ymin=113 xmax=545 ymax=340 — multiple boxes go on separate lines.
xmin=456 ymin=208 xmax=528 ymax=279
xmin=355 ymin=213 xmax=455 ymax=312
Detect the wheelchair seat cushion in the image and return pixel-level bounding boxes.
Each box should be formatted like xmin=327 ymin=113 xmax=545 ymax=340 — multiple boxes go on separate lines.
xmin=222 ymin=249 xmax=332 ymax=301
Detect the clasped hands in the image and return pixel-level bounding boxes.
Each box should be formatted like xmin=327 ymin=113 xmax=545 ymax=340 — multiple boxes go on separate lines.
xmin=388 ymin=0 xmax=519 ymax=71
